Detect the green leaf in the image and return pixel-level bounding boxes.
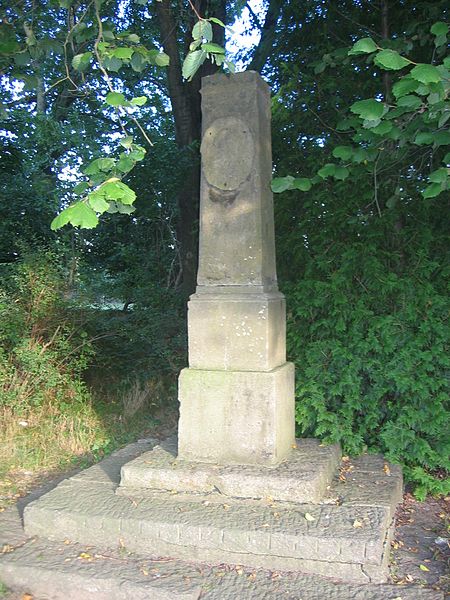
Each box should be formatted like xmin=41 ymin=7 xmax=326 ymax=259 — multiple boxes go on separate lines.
xmin=103 ymin=56 xmax=122 ymax=71
xmin=429 ymin=168 xmax=448 ymax=183
xmin=189 ymin=38 xmax=203 ymax=52
xmin=130 ymin=96 xmax=147 ymax=106
xmin=192 ymin=20 xmax=213 ymax=42
xmin=127 ymin=33 xmax=140 ymax=43
xmin=182 ymin=49 xmax=207 ymax=80
xmin=333 ymin=166 xmax=349 ymax=180
xmin=318 ymin=163 xmax=336 ymax=179
xmin=208 ymin=17 xmax=226 ymax=28
xmin=397 ymin=94 xmax=422 ymax=109
xmin=88 ymin=191 xmax=110 ymax=213
xmin=410 ymin=64 xmax=441 ymax=84
xmin=73 ymin=182 xmax=89 ymax=195
xmin=422 ymin=182 xmax=443 ymax=198
xmin=414 ymin=132 xmax=434 ymax=145
xmin=443 ymin=153 xmax=450 ymax=165
xmin=392 ymin=77 xmax=418 ymax=98
xmin=113 ymin=47 xmax=133 ymax=59
xmin=271 ymin=176 xmax=295 ymax=193
xmin=430 ymin=22 xmax=448 ymax=36
xmin=434 ymin=131 xmax=450 ymax=146
xmin=201 ymin=42 xmax=225 ymax=54
xmin=101 ymin=180 xmax=136 ymax=204
xmin=130 ymin=52 xmax=144 ymax=72
xmin=348 ymin=37 xmax=378 ymax=55
xmin=116 ymin=155 xmax=135 ymax=172
xmin=225 ymin=60 xmax=235 ymax=73
xmin=71 ymin=51 xmax=92 ymax=71
xmin=117 ymin=203 xmax=136 ymax=214
xmin=119 ymin=136 xmax=133 ymax=148
xmin=155 ymin=52 xmax=170 ymax=67
xmin=51 ymin=202 xmax=99 ymax=230
xmin=350 ymin=99 xmax=385 ymax=120
xmin=128 ymin=145 xmax=146 ymax=161
xmin=370 ymin=121 xmax=393 ymax=135
xmin=332 ymin=146 xmax=354 ymax=160
xmin=14 ymin=51 xmax=31 ymax=67
xmin=84 ymin=157 xmax=115 ymax=175
xmin=292 ymin=177 xmax=312 ymax=191
xmin=105 ymin=91 xmax=126 ymax=106
xmin=374 ymin=49 xmax=410 ymax=71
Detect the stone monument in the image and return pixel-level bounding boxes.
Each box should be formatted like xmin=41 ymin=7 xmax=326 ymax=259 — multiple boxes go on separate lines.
xmin=178 ymin=71 xmax=295 ymax=466
xmin=11 ymin=72 xmax=405 ymax=594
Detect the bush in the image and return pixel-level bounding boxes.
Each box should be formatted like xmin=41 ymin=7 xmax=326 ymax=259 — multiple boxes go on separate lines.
xmin=0 ymin=252 xmax=94 ymax=411
xmin=285 ymin=236 xmax=450 ymax=499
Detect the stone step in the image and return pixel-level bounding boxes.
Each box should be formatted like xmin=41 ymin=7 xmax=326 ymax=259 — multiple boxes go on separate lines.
xmin=118 ymin=436 xmax=342 ymax=503
xmin=21 ymin=441 xmax=401 ymax=584
xmin=0 ymin=526 xmax=443 ymax=600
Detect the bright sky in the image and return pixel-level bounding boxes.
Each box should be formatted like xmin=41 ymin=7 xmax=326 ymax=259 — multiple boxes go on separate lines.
xmin=227 ymin=0 xmax=265 ymax=69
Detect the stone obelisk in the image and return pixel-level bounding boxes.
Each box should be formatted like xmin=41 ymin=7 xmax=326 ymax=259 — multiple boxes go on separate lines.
xmin=177 ymin=71 xmax=295 ymax=466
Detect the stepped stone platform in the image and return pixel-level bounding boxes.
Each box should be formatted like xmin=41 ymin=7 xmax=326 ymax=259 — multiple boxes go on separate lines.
xmin=0 ymin=439 xmax=443 ymax=600
xmin=118 ymin=436 xmax=341 ymax=502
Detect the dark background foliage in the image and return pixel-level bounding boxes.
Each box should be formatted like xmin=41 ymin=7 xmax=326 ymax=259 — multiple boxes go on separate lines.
xmin=0 ymin=0 xmax=448 ymax=497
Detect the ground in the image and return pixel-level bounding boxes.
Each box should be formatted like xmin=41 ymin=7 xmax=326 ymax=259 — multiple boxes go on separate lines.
xmin=390 ymin=493 xmax=449 ymax=595
xmin=0 ymin=427 xmax=448 ymax=599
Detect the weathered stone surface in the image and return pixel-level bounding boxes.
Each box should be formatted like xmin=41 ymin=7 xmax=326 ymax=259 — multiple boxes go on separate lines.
xmin=187 ymin=291 xmax=286 ymax=371
xmin=118 ymin=437 xmax=341 ymax=503
xmin=0 ymin=535 xmax=443 ymax=600
xmin=24 ymin=473 xmax=395 ymax=582
xmin=178 ymin=363 xmax=295 ymax=465
xmin=197 ymin=72 xmax=276 ymax=289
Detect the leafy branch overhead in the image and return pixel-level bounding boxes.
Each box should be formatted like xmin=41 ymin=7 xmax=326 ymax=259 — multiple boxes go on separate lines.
xmin=51 ymin=139 xmax=145 ymax=230
xmin=182 ymin=17 xmax=234 ymax=81
xmin=272 ymin=21 xmax=449 ymax=202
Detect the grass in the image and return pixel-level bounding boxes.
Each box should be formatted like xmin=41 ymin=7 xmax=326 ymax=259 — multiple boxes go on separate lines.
xmin=0 ymin=376 xmax=178 ymax=509
xmin=0 ymin=581 xmax=9 ymax=597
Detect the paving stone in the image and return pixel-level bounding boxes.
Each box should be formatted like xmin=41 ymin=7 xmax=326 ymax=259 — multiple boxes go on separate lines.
xmin=119 ymin=437 xmax=341 ymax=503
xmin=0 ymin=532 xmax=443 ymax=600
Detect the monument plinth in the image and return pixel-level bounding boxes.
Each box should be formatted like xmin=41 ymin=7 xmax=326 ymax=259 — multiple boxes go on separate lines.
xmin=178 ymin=71 xmax=295 ymax=466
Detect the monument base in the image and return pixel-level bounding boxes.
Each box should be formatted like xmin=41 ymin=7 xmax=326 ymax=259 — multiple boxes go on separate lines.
xmin=178 ymin=363 xmax=295 ymax=466
xmin=117 ymin=436 xmax=341 ymax=503
xmin=19 ymin=438 xmax=405 ymax=586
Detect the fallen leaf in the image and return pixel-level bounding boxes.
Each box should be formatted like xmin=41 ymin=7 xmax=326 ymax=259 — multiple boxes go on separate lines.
xmin=383 ymin=463 xmax=391 ymax=476
xmin=419 ymin=564 xmax=430 ymax=572
xmin=222 ymin=504 xmax=230 ymax=510
xmin=304 ymin=512 xmax=315 ymax=522
xmin=353 ymin=519 xmax=363 ymax=528
xmin=261 ymin=523 xmax=270 ymax=527
xmin=141 ymin=567 xmax=149 ymax=576
xmin=22 ymin=594 xmax=33 ymax=600
xmin=78 ymin=552 xmax=93 ymax=561
xmin=291 ymin=443 xmax=298 ymax=449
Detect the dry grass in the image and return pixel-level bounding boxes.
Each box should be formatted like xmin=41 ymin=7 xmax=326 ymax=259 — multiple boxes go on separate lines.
xmin=0 ymin=402 xmax=106 ymax=506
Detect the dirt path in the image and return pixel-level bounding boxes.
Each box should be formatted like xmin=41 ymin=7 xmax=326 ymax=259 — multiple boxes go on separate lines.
xmin=391 ymin=493 xmax=449 ymax=596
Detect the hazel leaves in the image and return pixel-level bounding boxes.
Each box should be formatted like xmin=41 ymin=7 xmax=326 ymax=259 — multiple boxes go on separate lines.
xmin=182 ymin=18 xmax=233 ymax=81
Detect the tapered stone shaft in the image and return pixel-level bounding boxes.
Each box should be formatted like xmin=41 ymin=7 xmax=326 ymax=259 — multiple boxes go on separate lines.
xmin=178 ymin=71 xmax=295 ymax=466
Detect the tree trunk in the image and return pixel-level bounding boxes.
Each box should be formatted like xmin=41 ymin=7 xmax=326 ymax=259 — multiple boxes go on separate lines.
xmin=156 ymin=0 xmax=226 ymax=298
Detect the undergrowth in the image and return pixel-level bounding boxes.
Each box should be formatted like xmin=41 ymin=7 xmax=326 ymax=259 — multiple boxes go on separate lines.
xmin=0 ymin=253 xmax=176 ymax=507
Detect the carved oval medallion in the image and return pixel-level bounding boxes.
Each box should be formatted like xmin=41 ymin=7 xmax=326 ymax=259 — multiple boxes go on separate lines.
xmin=201 ymin=117 xmax=254 ymax=192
